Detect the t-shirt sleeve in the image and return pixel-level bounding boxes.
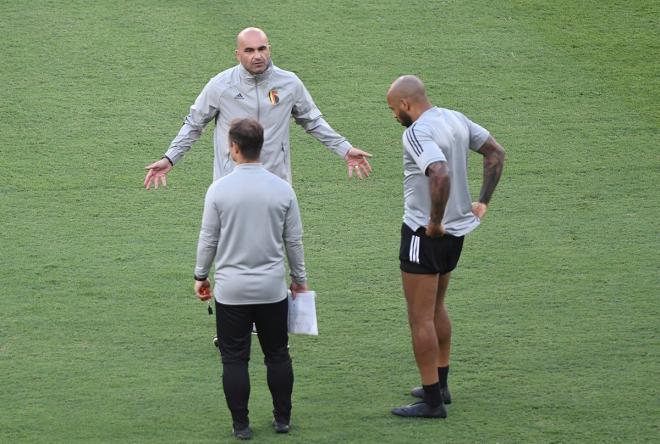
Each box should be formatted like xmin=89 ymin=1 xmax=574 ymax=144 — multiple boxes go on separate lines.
xmin=458 ymin=112 xmax=490 ymax=150
xmin=403 ymin=124 xmax=447 ymax=174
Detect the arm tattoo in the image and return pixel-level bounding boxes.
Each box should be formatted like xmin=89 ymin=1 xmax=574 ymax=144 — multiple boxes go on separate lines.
xmin=477 ymin=137 xmax=505 ymax=205
xmin=427 ymin=161 xmax=450 ymax=224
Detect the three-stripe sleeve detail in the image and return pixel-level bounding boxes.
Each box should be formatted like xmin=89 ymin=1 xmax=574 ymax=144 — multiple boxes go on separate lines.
xmin=406 ymin=127 xmax=424 ymax=157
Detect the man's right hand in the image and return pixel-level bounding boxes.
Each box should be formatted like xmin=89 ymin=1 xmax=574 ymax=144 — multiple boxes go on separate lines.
xmin=195 ymin=279 xmax=213 ymax=301
xmin=426 ymin=221 xmax=445 ymax=238
xmin=144 ymin=158 xmax=173 ymax=189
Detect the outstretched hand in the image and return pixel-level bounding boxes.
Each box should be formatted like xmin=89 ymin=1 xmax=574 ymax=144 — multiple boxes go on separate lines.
xmin=345 ymin=147 xmax=373 ymax=179
xmin=144 ymin=158 xmax=172 ymax=189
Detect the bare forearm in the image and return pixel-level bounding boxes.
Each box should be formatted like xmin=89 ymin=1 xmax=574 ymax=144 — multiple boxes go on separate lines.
xmin=428 ymin=162 xmax=450 ymax=224
xmin=477 ymin=137 xmax=505 ymax=204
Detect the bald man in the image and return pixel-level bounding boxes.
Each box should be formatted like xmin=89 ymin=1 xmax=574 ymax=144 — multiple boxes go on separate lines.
xmin=144 ymin=27 xmax=372 ymax=188
xmin=387 ymin=75 xmax=505 ymax=418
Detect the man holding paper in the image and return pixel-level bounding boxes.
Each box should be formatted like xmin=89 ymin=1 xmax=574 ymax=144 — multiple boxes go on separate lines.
xmin=193 ymin=118 xmax=307 ymax=439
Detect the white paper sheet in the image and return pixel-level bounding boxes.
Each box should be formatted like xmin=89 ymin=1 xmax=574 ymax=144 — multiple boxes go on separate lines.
xmin=287 ymin=291 xmax=318 ymax=336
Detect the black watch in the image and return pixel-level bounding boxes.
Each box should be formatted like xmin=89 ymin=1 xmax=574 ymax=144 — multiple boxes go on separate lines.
xmin=194 ymin=275 xmax=208 ymax=281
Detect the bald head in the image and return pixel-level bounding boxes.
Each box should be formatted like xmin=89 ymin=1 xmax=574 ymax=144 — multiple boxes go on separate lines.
xmin=386 ymin=75 xmax=432 ymax=127
xmin=387 ymin=75 xmax=428 ymax=104
xmin=236 ymin=27 xmax=268 ymax=47
xmin=235 ymin=27 xmax=271 ymax=75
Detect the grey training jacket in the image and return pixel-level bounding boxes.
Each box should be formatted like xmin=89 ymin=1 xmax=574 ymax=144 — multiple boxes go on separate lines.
xmin=195 ymin=163 xmax=306 ymax=305
xmin=165 ymin=63 xmax=352 ymax=183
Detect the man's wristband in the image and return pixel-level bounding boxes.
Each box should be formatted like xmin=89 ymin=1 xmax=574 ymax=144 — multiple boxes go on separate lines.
xmin=162 ymin=155 xmax=174 ymax=166
xmin=194 ymin=274 xmax=208 ymax=281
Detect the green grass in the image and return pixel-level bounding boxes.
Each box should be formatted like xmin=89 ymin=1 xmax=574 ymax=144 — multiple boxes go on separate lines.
xmin=1 ymin=0 xmax=658 ymax=442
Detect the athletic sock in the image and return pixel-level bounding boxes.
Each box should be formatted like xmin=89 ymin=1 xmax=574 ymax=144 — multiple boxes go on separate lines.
xmin=438 ymin=366 xmax=449 ymax=388
xmin=422 ymin=382 xmax=442 ymax=408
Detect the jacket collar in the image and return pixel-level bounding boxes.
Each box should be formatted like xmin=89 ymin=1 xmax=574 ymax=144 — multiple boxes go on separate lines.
xmin=238 ymin=61 xmax=274 ymax=84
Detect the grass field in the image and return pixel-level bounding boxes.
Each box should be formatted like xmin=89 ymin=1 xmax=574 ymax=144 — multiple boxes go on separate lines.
xmin=1 ymin=0 xmax=658 ymax=442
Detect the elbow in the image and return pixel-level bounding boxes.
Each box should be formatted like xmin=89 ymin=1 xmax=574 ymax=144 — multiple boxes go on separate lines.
xmin=494 ymin=141 xmax=506 ymax=163
xmin=427 ymin=162 xmax=450 ymax=183
xmin=497 ymin=145 xmax=506 ymax=164
xmin=435 ymin=171 xmax=450 ymax=192
xmin=432 ymin=168 xmax=449 ymax=183
xmin=297 ymin=118 xmax=321 ymax=133
xmin=429 ymin=165 xmax=450 ymax=194
xmin=487 ymin=146 xmax=506 ymax=169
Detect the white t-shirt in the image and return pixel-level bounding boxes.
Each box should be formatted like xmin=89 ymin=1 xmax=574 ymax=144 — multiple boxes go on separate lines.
xmin=402 ymin=107 xmax=490 ymax=236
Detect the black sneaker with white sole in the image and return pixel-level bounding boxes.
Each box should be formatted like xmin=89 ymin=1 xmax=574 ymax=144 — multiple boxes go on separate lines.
xmin=391 ymin=401 xmax=447 ymax=418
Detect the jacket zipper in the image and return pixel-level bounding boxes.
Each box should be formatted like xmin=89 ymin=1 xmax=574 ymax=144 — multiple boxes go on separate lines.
xmin=254 ymin=77 xmax=260 ymax=120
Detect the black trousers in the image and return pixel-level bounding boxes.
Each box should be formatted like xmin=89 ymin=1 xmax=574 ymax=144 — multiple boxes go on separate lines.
xmin=215 ymin=297 xmax=293 ymax=428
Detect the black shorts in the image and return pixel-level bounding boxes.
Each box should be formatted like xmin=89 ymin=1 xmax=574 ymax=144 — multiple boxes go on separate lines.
xmin=399 ymin=223 xmax=465 ymax=275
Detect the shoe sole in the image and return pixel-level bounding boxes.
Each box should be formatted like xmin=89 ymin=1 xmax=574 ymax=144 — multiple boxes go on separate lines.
xmin=391 ymin=406 xmax=447 ymax=419
xmin=272 ymin=421 xmax=290 ymax=433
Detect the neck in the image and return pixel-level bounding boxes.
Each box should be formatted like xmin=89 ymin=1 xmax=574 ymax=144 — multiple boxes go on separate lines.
xmin=242 ymin=61 xmax=272 ymax=77
xmin=235 ymin=157 xmax=260 ymax=165
xmin=412 ymin=102 xmax=433 ymax=122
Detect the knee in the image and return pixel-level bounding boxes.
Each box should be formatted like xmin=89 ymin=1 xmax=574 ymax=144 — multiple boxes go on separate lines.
xmin=408 ymin=316 xmax=435 ymax=335
xmin=220 ymin=346 xmax=251 ymax=365
xmin=264 ymin=347 xmax=291 ymax=366
xmin=409 ymin=320 xmax=438 ymax=346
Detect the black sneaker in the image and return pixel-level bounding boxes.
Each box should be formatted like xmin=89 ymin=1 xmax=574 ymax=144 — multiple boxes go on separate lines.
xmin=391 ymin=401 xmax=447 ymax=418
xmin=410 ymin=386 xmax=452 ymax=404
xmin=272 ymin=419 xmax=290 ymax=434
xmin=232 ymin=425 xmax=252 ymax=440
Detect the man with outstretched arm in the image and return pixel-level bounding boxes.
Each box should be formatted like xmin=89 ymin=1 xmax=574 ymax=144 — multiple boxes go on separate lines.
xmin=386 ymin=75 xmax=505 ymax=418
xmin=144 ymin=27 xmax=372 ymax=188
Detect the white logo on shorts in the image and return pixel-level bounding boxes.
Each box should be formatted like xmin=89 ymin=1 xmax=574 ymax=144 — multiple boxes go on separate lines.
xmin=409 ymin=235 xmax=420 ymax=264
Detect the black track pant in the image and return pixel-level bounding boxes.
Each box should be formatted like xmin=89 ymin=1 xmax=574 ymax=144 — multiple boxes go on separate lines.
xmin=215 ymin=297 xmax=293 ymax=428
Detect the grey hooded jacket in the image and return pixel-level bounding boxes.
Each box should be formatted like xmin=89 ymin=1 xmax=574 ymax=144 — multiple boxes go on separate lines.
xmin=164 ymin=63 xmax=352 ymax=183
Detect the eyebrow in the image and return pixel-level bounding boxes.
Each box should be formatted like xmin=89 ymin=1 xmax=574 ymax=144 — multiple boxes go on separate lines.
xmin=243 ymin=45 xmax=268 ymax=52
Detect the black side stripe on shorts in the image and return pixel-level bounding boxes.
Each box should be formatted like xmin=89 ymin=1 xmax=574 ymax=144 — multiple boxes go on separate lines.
xmin=409 ymin=235 xmax=420 ymax=264
xmin=406 ymin=128 xmax=424 ymax=156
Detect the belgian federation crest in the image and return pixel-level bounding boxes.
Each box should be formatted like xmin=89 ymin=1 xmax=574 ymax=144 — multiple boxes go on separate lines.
xmin=268 ymin=89 xmax=279 ymax=105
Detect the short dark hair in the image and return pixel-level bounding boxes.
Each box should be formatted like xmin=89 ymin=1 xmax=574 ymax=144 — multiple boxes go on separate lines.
xmin=228 ymin=118 xmax=264 ymax=160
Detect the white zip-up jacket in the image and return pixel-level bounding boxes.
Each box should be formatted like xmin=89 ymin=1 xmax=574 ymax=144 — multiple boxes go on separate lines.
xmin=165 ymin=63 xmax=352 ymax=183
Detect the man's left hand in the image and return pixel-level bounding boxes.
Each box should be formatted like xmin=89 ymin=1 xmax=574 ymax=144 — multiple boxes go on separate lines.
xmin=289 ymin=281 xmax=308 ymax=300
xmin=472 ymin=202 xmax=488 ymax=219
xmin=345 ymin=147 xmax=373 ymax=179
